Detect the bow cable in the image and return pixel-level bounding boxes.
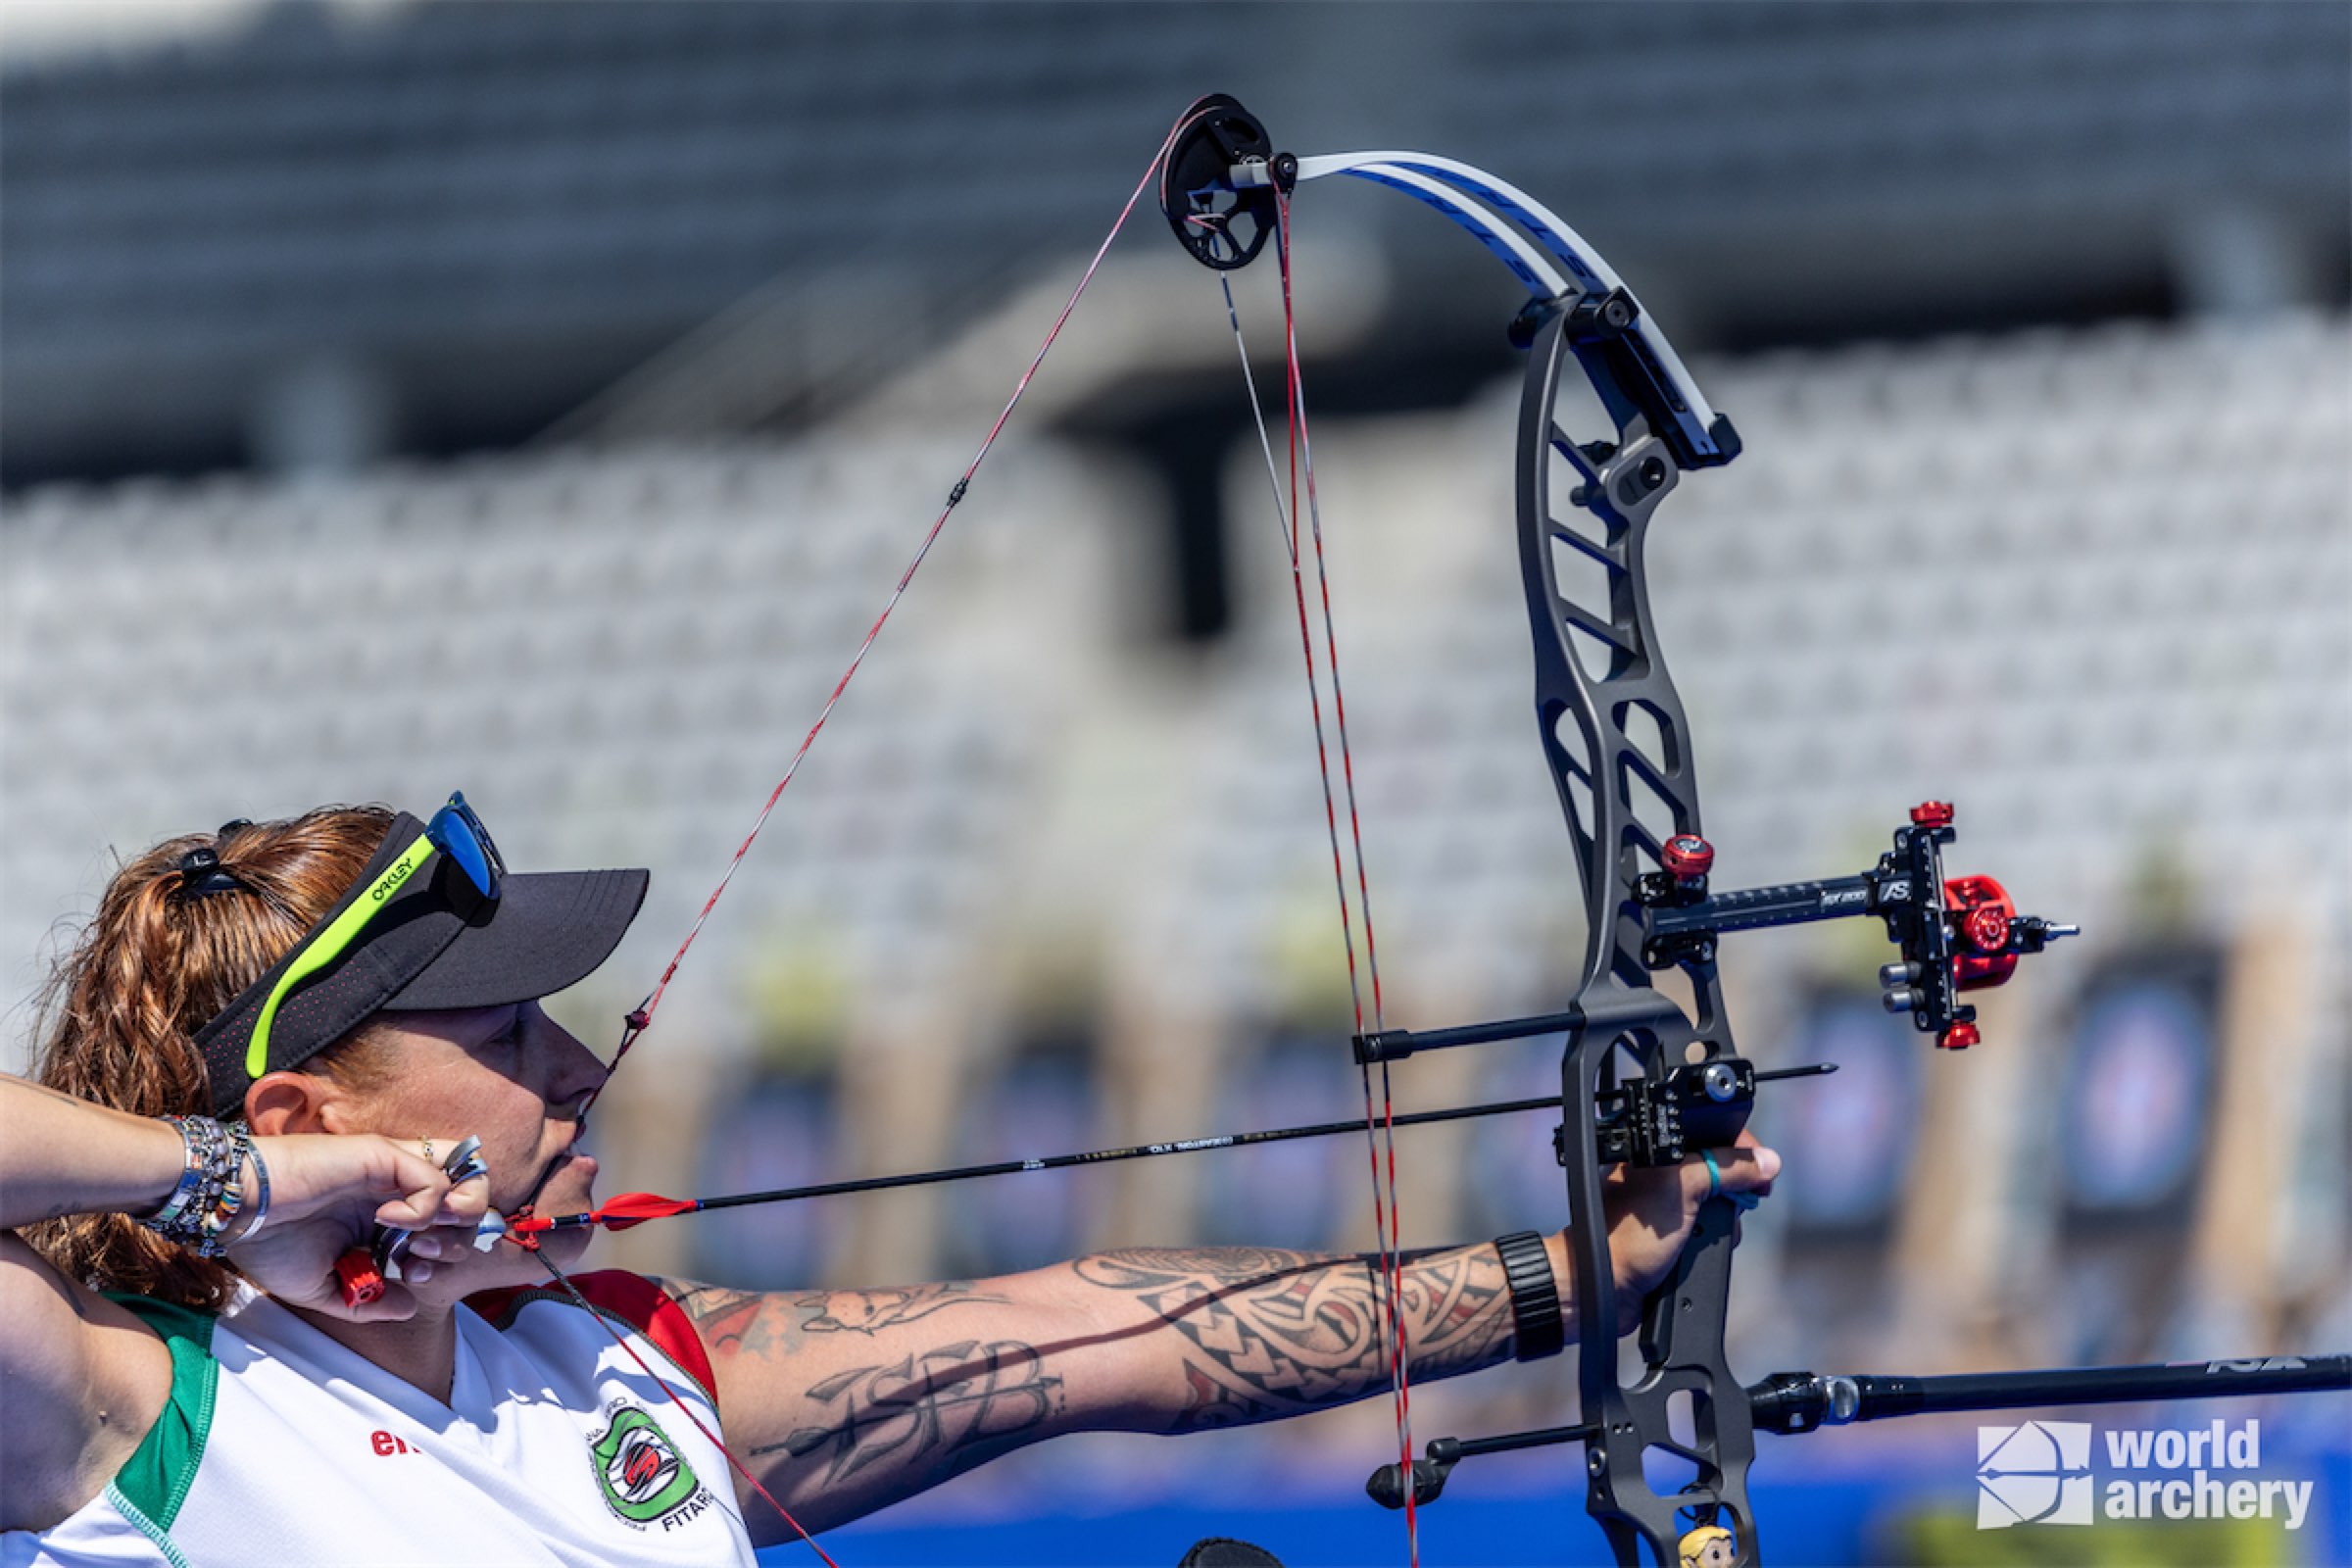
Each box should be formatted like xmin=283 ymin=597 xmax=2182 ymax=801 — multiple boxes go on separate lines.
xmin=1215 ymin=189 xmax=1418 ymax=1563
xmin=1277 ymin=189 xmax=1420 ymax=1568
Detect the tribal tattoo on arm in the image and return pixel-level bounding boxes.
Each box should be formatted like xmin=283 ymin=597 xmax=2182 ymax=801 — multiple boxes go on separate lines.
xmin=647 ymin=1241 xmax=1538 ymax=1521
xmin=654 ymin=1275 xmax=1065 ymax=1517
xmin=1069 ymin=1241 xmax=1529 ymax=1434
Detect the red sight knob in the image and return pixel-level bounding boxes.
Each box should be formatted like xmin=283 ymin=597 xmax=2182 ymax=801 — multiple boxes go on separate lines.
xmin=1662 ymin=834 xmax=1715 ymax=879
xmin=1910 ymin=801 xmax=1955 ymax=829
xmin=1963 ymin=903 xmax=2012 ymax=954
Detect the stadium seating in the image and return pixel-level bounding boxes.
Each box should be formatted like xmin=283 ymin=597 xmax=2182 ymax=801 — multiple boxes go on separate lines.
xmin=4 ymin=312 xmax=2344 ymax=1323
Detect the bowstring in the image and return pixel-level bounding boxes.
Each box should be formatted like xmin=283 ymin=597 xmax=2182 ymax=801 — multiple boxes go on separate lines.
xmin=564 ymin=98 xmax=1426 ymax=1561
xmin=528 ymin=1248 xmax=842 ymax=1567
xmin=1216 ymin=191 xmax=1417 ymax=1564
xmin=556 ymin=105 xmax=1216 ymax=1563
xmin=587 ymin=106 xmax=1200 ymax=1109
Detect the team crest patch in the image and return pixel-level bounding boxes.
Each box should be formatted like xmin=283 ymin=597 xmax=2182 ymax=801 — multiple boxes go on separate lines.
xmin=587 ymin=1405 xmax=715 ymax=1530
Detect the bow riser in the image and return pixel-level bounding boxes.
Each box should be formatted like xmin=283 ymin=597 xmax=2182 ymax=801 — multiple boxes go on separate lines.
xmin=1520 ymin=315 xmax=1758 ymax=1563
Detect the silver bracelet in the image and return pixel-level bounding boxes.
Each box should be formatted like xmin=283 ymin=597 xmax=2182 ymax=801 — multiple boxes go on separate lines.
xmin=225 ymin=1124 xmax=270 ymax=1243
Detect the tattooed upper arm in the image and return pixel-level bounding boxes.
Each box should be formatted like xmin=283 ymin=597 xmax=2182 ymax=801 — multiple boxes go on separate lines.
xmin=652 ymin=1276 xmax=1020 ymax=1361
xmin=640 ymin=1242 xmax=1524 ymax=1536
xmin=644 ymin=1274 xmax=1064 ymax=1538
xmin=648 ymin=1277 xmax=794 ymax=1367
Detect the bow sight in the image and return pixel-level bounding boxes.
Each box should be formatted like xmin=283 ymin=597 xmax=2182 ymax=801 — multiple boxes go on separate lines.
xmin=1356 ymin=799 xmax=2080 ymax=1069
xmin=1160 ymin=94 xmax=2344 ymax=1567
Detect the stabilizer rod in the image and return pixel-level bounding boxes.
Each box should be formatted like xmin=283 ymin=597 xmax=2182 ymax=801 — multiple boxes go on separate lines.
xmin=1749 ymin=1354 xmax=2352 ymax=1433
xmin=1368 ymin=1354 xmax=2351 ymax=1509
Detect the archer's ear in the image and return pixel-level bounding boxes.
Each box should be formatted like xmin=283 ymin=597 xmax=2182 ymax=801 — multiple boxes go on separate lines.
xmin=243 ymin=1071 xmax=339 ymax=1136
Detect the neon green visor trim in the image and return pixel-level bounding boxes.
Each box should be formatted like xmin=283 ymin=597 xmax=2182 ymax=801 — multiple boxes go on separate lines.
xmin=244 ymin=830 xmax=438 ymax=1083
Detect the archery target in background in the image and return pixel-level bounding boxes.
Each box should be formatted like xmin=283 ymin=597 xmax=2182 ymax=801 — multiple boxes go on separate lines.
xmin=2042 ymin=948 xmax=2223 ymax=1363
xmin=690 ymin=1067 xmax=843 ymax=1290
xmin=1198 ymin=1028 xmax=1359 ymax=1251
xmin=2058 ymin=952 xmax=2220 ymax=1222
xmin=1772 ymin=992 xmax=1923 ymax=1239
xmin=942 ymin=1033 xmax=1105 ymax=1278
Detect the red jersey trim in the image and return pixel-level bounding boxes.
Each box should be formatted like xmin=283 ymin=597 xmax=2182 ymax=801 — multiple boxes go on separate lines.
xmin=467 ymin=1270 xmax=719 ymax=1405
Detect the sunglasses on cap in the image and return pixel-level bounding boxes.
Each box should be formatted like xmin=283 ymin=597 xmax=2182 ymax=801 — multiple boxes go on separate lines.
xmin=242 ymin=793 xmax=504 ymax=1083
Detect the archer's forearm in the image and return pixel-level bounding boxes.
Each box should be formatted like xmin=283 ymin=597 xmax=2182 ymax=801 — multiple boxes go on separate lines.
xmin=1061 ymin=1235 xmax=1569 ymax=1435
xmin=0 ymin=1075 xmax=184 ymax=1232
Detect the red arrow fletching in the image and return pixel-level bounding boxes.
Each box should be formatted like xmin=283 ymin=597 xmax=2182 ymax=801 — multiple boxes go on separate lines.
xmin=591 ymin=1192 xmax=702 ymax=1231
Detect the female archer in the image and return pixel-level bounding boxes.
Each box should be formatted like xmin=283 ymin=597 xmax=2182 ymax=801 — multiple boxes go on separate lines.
xmin=1 ymin=799 xmax=1779 ymax=1565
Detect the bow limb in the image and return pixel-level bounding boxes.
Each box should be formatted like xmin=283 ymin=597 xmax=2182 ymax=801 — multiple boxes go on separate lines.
xmin=1291 ymin=150 xmax=1733 ymax=469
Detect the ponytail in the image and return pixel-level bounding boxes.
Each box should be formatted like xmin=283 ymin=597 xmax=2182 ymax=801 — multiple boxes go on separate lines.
xmin=25 ymin=806 xmax=397 ymax=1307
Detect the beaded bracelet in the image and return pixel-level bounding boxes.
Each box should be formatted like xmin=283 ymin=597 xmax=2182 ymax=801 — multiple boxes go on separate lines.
xmin=190 ymin=1163 xmax=244 ymax=1258
xmin=141 ymin=1115 xmax=243 ymax=1254
xmin=145 ymin=1116 xmax=231 ymax=1235
xmin=144 ymin=1116 xmax=202 ymax=1229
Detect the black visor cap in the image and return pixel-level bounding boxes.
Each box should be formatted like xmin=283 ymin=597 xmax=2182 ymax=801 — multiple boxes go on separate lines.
xmin=194 ymin=810 xmax=648 ymax=1116
xmin=383 ymin=863 xmax=648 ymax=1011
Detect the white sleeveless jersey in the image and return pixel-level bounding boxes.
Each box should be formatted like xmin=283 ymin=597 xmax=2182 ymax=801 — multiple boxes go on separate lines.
xmin=3 ymin=1272 xmax=760 ymax=1567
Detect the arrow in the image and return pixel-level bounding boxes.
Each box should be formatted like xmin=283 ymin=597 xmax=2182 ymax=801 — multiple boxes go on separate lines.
xmin=512 ymin=1091 xmax=1575 ymax=1238
xmin=513 ymin=1064 xmax=1842 ymax=1238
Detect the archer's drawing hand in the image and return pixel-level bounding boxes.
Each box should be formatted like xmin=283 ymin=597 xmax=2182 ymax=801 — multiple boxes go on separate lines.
xmin=226 ymin=1134 xmax=487 ymax=1321
xmin=1599 ymin=1129 xmax=1779 ymax=1336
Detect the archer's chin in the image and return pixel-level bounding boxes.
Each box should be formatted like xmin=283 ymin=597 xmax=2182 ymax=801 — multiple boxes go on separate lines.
xmin=533 ymin=1152 xmax=600 ymax=1212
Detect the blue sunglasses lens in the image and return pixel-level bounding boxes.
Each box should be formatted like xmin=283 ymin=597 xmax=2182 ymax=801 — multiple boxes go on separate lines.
xmin=429 ymin=795 xmax=500 ymax=901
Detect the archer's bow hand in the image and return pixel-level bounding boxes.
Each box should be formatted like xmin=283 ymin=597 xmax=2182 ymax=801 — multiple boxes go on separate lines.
xmin=1603 ymin=1131 xmax=1780 ymax=1338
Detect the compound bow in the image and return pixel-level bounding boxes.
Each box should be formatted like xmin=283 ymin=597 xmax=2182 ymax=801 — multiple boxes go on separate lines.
xmin=1156 ymin=94 xmax=2346 ymax=1567
xmin=455 ymin=92 xmax=2345 ymax=1568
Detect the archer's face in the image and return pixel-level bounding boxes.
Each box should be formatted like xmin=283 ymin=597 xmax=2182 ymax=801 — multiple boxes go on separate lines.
xmin=342 ymin=1000 xmax=607 ymax=1284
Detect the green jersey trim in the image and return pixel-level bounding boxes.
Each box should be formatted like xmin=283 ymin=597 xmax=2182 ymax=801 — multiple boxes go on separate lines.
xmin=102 ymin=1481 xmax=195 ymax=1568
xmin=103 ymin=1293 xmax=220 ymax=1535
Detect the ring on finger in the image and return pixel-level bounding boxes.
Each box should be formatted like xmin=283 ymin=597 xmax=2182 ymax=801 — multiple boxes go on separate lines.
xmin=1703 ymin=1150 xmax=1760 ymax=1212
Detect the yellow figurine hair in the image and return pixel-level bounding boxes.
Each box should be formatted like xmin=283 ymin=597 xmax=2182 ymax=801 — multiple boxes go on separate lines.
xmin=1679 ymin=1523 xmax=1739 ymax=1568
